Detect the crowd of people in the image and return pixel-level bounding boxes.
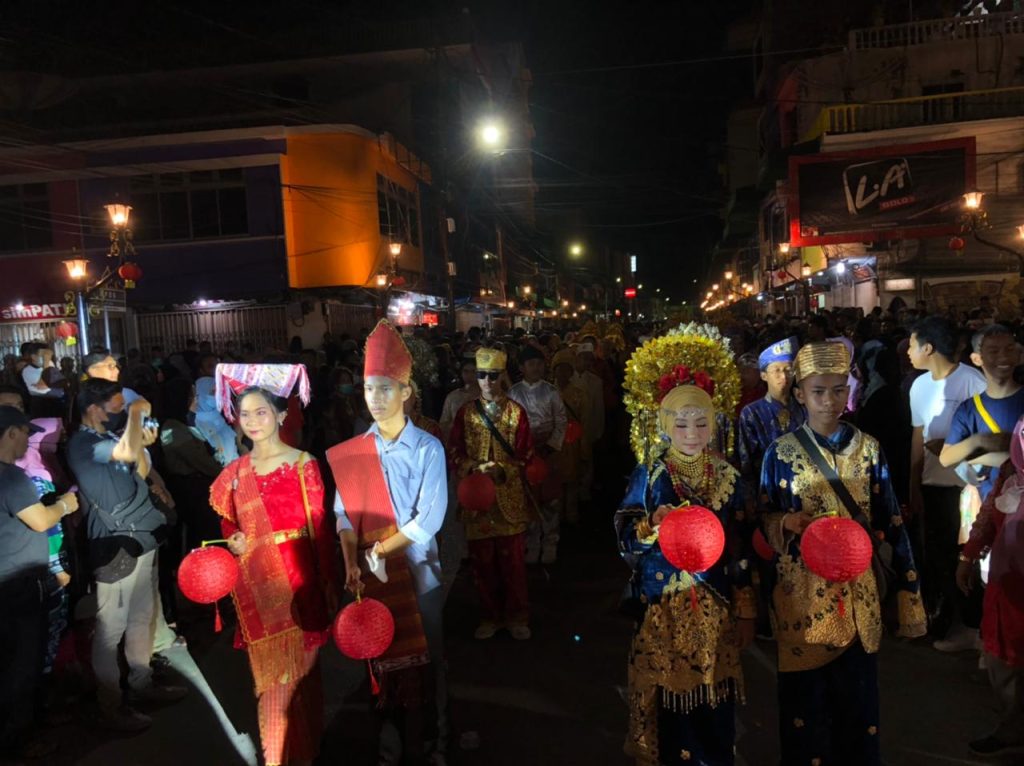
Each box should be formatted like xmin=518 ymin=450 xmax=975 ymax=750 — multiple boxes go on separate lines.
xmin=1 ymin=298 xmax=1023 ymax=765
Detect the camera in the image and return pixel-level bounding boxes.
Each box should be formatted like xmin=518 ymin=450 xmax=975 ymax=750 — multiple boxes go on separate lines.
xmin=143 ymin=417 xmax=159 ymax=430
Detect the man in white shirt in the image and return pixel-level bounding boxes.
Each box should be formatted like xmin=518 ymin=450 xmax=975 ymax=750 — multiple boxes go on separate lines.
xmin=509 ymin=345 xmax=567 ymax=563
xmin=908 ymin=315 xmax=987 ymax=650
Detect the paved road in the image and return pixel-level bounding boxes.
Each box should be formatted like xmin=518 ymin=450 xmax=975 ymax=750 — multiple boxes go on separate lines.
xmin=21 ymin=518 xmax=1019 ymax=766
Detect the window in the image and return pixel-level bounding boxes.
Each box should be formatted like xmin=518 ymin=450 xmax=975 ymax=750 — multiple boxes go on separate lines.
xmin=376 ymin=173 xmax=421 ymax=248
xmin=0 ymin=183 xmax=53 ymax=252
xmin=127 ymin=169 xmax=248 ymax=242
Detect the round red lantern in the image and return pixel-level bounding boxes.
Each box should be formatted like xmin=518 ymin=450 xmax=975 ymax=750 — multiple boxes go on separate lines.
xmin=177 ymin=546 xmax=239 ymax=604
xmin=525 ymin=455 xmax=549 ymax=487
xmin=55 ymin=321 xmax=78 ymax=339
xmin=799 ymin=516 xmax=872 ymax=582
xmin=752 ymin=528 xmax=774 ymax=561
xmin=118 ymin=261 xmax=143 ymax=289
xmin=333 ymin=597 xmax=395 ymax=660
xmin=658 ymin=505 xmax=725 ymax=573
xmin=458 ymin=473 xmax=496 ymax=513
xmin=564 ymin=420 xmax=583 ymax=445
xmin=948 ymin=236 xmax=966 ymax=251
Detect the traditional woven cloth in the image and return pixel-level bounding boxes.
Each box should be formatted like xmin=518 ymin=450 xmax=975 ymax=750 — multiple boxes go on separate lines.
xmin=215 ymin=364 xmax=311 ymax=420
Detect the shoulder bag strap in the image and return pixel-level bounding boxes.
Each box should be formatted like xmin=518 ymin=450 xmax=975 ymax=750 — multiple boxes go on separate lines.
xmin=973 ymin=394 xmax=1001 ymax=434
xmin=475 ymin=399 xmax=517 ymax=458
xmin=296 ymin=452 xmax=320 ymax=577
xmin=792 ymin=426 xmax=872 ymax=530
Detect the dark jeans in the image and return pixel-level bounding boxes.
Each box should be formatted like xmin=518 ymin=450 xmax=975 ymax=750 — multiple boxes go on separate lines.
xmin=920 ymin=485 xmax=982 ymax=635
xmin=0 ymin=575 xmax=46 ymax=755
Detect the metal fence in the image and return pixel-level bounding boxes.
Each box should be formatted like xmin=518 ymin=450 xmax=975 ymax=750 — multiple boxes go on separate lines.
xmin=0 ymin=321 xmax=77 ymax=363
xmin=136 ymin=304 xmax=289 ymax=354
xmin=849 ymin=11 xmax=1024 ymax=50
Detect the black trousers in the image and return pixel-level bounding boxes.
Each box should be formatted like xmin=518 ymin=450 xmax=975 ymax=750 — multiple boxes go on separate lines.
xmin=920 ymin=484 xmax=982 ymax=634
xmin=0 ymin=575 xmax=46 ymax=755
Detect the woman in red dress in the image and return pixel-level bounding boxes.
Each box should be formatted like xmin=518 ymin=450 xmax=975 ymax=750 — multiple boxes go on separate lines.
xmin=210 ymin=384 xmax=336 ymax=766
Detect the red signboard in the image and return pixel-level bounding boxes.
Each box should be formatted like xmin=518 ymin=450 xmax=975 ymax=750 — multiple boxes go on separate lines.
xmin=422 ymin=311 xmax=439 ymax=327
xmin=788 ymin=137 xmax=976 ymax=246
xmin=624 ymin=288 xmax=637 ymax=299
xmin=0 ymin=303 xmax=68 ymax=324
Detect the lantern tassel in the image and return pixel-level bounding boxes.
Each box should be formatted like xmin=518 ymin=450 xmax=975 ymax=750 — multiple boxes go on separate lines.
xmin=367 ymin=661 xmax=380 ymax=696
xmin=690 ymin=584 xmax=698 ymax=612
xmin=837 ymin=595 xmax=846 ymax=618
xmin=214 ymin=601 xmax=223 ymax=633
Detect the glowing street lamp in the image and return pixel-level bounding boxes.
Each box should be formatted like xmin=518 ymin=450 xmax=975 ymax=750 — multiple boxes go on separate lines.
xmin=801 ymin=264 xmax=812 ymax=278
xmin=477 ymin=119 xmax=506 ymax=153
xmin=963 ymin=191 xmax=985 ymax=210
xmin=569 ymin=242 xmax=584 ymax=257
xmin=64 ymin=259 xmax=89 ymax=281
xmin=105 ymin=203 xmax=132 ymax=228
xmin=522 ymin=285 xmax=532 ymax=295
xmin=724 ymin=270 xmax=733 ymax=280
xmin=778 ymin=242 xmax=791 ymax=255
xmin=376 ymin=273 xmax=388 ymax=287
xmin=712 ymin=283 xmax=719 ymax=291
xmin=389 ymin=241 xmax=403 ymax=257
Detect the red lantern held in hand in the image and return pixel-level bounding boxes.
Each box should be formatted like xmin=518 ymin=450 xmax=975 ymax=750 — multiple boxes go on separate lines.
xmin=333 ymin=597 xmax=395 ymax=660
xmin=752 ymin=528 xmax=774 ymax=561
xmin=458 ymin=473 xmax=496 ymax=513
xmin=658 ymin=505 xmax=725 ymax=573
xmin=800 ymin=516 xmax=872 ymax=583
xmin=178 ymin=545 xmax=239 ymax=632
xmin=118 ymin=261 xmax=143 ymax=289
xmin=525 ymin=455 xmax=548 ymax=487
xmin=564 ymin=420 xmax=583 ymax=445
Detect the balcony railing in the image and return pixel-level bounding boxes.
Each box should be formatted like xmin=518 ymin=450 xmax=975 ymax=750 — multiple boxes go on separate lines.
xmin=849 ymin=11 xmax=1024 ymax=50
xmin=805 ymin=86 xmax=1024 ymax=138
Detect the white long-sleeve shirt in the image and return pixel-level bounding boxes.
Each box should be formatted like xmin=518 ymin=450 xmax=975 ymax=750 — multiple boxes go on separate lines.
xmin=509 ymin=379 xmax=567 ymax=451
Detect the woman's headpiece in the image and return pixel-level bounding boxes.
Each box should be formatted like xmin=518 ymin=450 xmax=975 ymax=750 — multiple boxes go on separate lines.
xmin=215 ymin=363 xmax=311 ymax=420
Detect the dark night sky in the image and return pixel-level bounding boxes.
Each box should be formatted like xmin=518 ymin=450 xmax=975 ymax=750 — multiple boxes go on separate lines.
xmin=3 ymin=0 xmax=756 ymax=303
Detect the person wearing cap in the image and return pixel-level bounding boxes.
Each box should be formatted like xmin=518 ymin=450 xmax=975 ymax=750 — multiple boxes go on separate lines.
xmin=509 ymin=344 xmax=567 ymax=563
xmin=758 ymin=341 xmax=926 ymax=766
xmin=736 ymin=336 xmax=805 ymax=483
xmin=327 ymin=320 xmax=449 ymax=764
xmin=0 ymin=406 xmax=79 ymax=761
xmin=552 ymin=348 xmax=588 ymax=525
xmin=449 ymin=346 xmax=534 ymax=640
xmin=439 ymin=355 xmax=480 ymax=442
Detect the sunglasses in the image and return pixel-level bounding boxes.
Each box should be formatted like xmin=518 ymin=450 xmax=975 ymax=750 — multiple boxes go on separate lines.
xmin=476 ymin=371 xmax=501 ymax=381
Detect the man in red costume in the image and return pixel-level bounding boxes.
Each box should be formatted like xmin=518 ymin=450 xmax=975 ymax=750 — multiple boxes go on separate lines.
xmin=449 ymin=347 xmax=535 ymax=640
xmin=327 ymin=320 xmax=449 ymax=766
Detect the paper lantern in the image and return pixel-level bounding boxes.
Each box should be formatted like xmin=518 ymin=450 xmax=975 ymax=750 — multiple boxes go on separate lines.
xmin=55 ymin=321 xmax=78 ymax=339
xmin=178 ymin=546 xmax=239 ymax=604
xmin=458 ymin=473 xmax=496 ymax=513
xmin=948 ymin=236 xmax=966 ymax=251
xmin=658 ymin=505 xmax=725 ymax=574
xmin=752 ymin=528 xmax=774 ymax=561
xmin=333 ymin=597 xmax=395 ymax=660
xmin=525 ymin=455 xmax=549 ymax=487
xmin=800 ymin=516 xmax=872 ymax=583
xmin=118 ymin=261 xmax=143 ymax=289
xmin=564 ymin=420 xmax=583 ymax=445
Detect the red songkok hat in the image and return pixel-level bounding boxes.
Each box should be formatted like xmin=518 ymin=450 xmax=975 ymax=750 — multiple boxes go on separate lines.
xmin=364 ymin=319 xmax=412 ymax=384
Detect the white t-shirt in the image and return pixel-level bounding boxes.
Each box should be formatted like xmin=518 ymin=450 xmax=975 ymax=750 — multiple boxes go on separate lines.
xmin=909 ymin=363 xmax=987 ymax=487
xmin=21 ymin=364 xmax=50 ymax=395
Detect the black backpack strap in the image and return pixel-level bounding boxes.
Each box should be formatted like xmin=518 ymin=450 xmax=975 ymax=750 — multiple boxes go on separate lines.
xmin=792 ymin=426 xmax=873 ymax=531
xmin=475 ymin=399 xmax=517 ymax=458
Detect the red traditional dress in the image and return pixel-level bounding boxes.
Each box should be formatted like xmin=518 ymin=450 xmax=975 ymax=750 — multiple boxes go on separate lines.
xmin=210 ymin=455 xmax=335 ymax=766
xmin=448 ymin=395 xmax=534 ymax=626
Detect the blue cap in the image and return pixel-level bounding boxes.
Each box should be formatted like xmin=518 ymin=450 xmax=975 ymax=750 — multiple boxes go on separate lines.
xmin=758 ymin=336 xmax=798 ymax=370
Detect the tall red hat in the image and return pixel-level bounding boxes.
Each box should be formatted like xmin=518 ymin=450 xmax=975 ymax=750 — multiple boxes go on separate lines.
xmin=364 ymin=319 xmax=412 ymax=383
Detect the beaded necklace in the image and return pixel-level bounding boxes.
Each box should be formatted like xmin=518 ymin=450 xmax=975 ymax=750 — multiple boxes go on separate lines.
xmin=665 ymin=446 xmax=714 ymax=502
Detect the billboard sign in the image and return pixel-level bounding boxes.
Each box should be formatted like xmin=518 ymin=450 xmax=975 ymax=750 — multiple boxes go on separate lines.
xmin=789 ymin=137 xmax=975 ymax=246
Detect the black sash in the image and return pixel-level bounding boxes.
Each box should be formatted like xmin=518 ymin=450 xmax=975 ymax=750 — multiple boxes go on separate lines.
xmin=475 ymin=399 xmax=516 ymax=458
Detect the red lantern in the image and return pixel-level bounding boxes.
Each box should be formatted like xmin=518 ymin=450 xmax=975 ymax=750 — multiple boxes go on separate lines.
xmin=118 ymin=261 xmax=143 ymax=289
xmin=178 ymin=546 xmax=239 ymax=604
xmin=658 ymin=505 xmax=725 ymax=573
xmin=564 ymin=420 xmax=583 ymax=445
xmin=948 ymin=236 xmax=966 ymax=251
xmin=55 ymin=321 xmax=79 ymax=346
xmin=458 ymin=473 xmax=496 ymax=513
xmin=525 ymin=455 xmax=549 ymax=487
xmin=752 ymin=528 xmax=774 ymax=561
xmin=333 ymin=597 xmax=395 ymax=660
xmin=800 ymin=516 xmax=872 ymax=583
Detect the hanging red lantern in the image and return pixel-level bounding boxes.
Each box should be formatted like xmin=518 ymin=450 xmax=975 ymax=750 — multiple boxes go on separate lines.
xmin=391 ymin=276 xmax=407 ymax=287
xmin=658 ymin=505 xmax=725 ymax=573
xmin=55 ymin=321 xmax=79 ymax=346
xmin=800 ymin=516 xmax=872 ymax=583
xmin=564 ymin=420 xmax=584 ymax=445
xmin=178 ymin=546 xmax=239 ymax=604
xmin=333 ymin=597 xmax=395 ymax=660
xmin=948 ymin=236 xmax=966 ymax=251
xmin=752 ymin=528 xmax=774 ymax=561
xmin=458 ymin=473 xmax=496 ymax=513
xmin=118 ymin=261 xmax=143 ymax=289
xmin=525 ymin=455 xmax=549 ymax=487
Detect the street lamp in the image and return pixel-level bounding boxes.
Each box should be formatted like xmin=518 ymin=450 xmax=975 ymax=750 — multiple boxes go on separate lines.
xmin=523 ymin=285 xmax=532 ymax=295
xmin=724 ymin=270 xmax=733 ymax=280
xmin=712 ymin=283 xmax=719 ymax=291
xmin=63 ymin=257 xmax=92 ymax=355
xmin=801 ymin=264 xmax=812 ymax=278
xmin=778 ymin=242 xmax=791 ymax=255
xmin=569 ymin=242 xmax=584 ymax=257
xmin=477 ymin=118 xmax=507 ymax=153
xmin=389 ymin=241 xmax=403 ymax=257
xmin=580 ymin=304 xmax=587 ymax=311
xmin=958 ymin=191 xmax=1024 ymax=273
xmin=105 ymin=203 xmax=132 ymax=228
xmin=376 ymin=273 xmax=388 ymax=287
xmin=963 ymin=191 xmax=985 ymax=210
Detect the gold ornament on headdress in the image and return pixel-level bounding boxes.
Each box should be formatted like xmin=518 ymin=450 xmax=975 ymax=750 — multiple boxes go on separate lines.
xmin=793 ymin=341 xmax=850 ymax=383
xmin=623 ymin=322 xmax=739 ymax=466
xmin=475 ymin=347 xmax=508 ymax=372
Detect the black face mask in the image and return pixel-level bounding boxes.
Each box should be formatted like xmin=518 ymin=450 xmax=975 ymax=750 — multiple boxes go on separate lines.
xmin=104 ymin=409 xmax=128 ymax=433
xmin=186 ymin=411 xmax=197 ymax=427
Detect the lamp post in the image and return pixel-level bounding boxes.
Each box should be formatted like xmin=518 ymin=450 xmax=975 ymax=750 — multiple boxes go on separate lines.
xmin=958 ymin=191 xmax=1024 ymax=274
xmin=63 ymin=257 xmax=92 ymax=356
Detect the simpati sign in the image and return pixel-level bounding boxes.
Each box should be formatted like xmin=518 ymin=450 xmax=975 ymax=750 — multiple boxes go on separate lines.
xmin=788 ymin=137 xmax=975 ymax=246
xmin=0 ymin=303 xmax=68 ymax=323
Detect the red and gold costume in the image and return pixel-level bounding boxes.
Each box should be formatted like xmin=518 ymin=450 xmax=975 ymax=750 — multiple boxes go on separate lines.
xmin=448 ymin=347 xmax=534 ymax=626
xmin=210 ymin=455 xmax=335 ymax=766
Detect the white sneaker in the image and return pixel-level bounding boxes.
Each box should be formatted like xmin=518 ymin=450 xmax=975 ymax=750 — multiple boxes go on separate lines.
xmin=934 ymin=626 xmax=979 ymax=653
xmin=508 ymin=624 xmax=531 ymax=641
xmin=473 ymin=622 xmax=498 ymax=640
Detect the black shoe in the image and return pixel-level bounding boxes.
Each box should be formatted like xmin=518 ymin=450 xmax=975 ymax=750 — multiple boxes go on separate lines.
xmin=969 ymin=734 xmax=1013 ymax=757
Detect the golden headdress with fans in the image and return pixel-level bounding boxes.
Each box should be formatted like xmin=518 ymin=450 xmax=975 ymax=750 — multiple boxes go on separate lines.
xmin=623 ymin=322 xmax=740 ymax=466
